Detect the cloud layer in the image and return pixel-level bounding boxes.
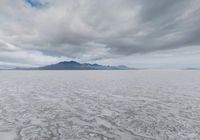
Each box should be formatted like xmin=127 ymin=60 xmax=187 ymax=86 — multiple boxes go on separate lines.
xmin=0 ymin=0 xmax=200 ymax=68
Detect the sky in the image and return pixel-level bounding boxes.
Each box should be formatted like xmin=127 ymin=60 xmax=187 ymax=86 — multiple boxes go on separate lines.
xmin=0 ymin=0 xmax=200 ymax=68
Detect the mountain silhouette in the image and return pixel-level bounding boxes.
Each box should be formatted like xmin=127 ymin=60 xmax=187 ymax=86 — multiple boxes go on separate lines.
xmin=36 ymin=61 xmax=130 ymax=70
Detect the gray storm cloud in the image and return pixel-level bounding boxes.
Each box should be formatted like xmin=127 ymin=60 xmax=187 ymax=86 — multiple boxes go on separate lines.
xmin=0 ymin=0 xmax=200 ymax=67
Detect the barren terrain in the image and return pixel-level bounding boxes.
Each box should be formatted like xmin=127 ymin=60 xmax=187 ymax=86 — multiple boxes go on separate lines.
xmin=0 ymin=70 xmax=200 ymax=140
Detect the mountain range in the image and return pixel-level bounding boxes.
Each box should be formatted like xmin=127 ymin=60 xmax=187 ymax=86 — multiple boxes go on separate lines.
xmin=16 ymin=61 xmax=131 ymax=70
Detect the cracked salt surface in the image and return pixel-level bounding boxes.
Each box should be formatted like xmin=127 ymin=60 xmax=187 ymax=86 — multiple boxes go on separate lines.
xmin=0 ymin=70 xmax=200 ymax=140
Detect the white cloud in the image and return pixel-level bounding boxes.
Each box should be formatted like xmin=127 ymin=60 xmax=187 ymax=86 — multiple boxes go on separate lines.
xmin=0 ymin=40 xmax=68 ymax=66
xmin=0 ymin=0 xmax=200 ymax=68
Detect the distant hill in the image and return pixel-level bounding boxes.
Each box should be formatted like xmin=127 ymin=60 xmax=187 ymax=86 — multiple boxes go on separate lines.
xmin=35 ymin=61 xmax=130 ymax=70
xmin=183 ymin=68 xmax=200 ymax=70
xmin=13 ymin=61 xmax=137 ymax=70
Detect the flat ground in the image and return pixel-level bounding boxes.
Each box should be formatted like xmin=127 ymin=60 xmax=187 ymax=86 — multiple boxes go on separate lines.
xmin=0 ymin=70 xmax=200 ymax=140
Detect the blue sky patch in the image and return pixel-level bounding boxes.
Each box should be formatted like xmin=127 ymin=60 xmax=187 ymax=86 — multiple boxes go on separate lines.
xmin=26 ymin=0 xmax=46 ymax=8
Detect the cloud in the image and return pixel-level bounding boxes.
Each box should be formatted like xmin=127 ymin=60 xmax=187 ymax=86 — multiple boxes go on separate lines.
xmin=0 ymin=0 xmax=200 ymax=67
xmin=95 ymin=45 xmax=200 ymax=69
xmin=0 ymin=40 xmax=67 ymax=66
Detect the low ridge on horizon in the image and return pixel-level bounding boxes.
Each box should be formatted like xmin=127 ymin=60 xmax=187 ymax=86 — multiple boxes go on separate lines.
xmin=15 ymin=61 xmax=132 ymax=70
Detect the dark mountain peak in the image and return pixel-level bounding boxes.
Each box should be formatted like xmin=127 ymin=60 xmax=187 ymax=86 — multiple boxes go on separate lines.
xmin=29 ymin=61 xmax=130 ymax=70
xmin=58 ymin=61 xmax=80 ymax=64
xmin=69 ymin=61 xmax=79 ymax=64
xmin=91 ymin=63 xmax=100 ymax=66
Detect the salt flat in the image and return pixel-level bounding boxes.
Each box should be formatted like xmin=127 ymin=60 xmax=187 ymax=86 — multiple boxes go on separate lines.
xmin=0 ymin=70 xmax=200 ymax=140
